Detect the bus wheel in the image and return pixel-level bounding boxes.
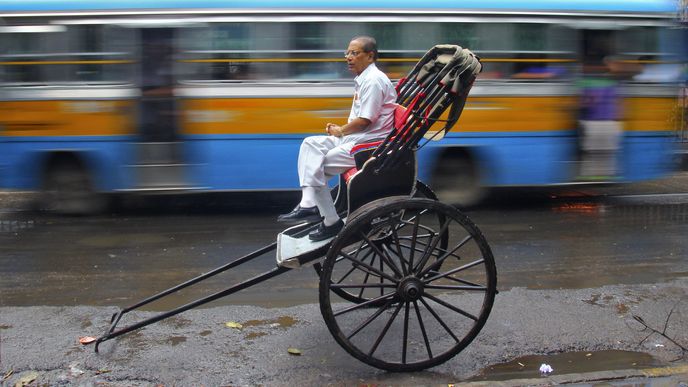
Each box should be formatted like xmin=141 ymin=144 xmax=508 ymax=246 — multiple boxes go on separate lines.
xmin=41 ymin=161 xmax=105 ymax=215
xmin=432 ymin=154 xmax=485 ymax=207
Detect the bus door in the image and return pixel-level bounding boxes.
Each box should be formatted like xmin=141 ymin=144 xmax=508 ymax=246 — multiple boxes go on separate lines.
xmin=133 ymin=27 xmax=193 ymax=190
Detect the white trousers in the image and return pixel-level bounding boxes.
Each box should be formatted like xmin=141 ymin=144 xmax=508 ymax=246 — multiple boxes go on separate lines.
xmin=579 ymin=120 xmax=622 ymax=176
xmin=580 ymin=120 xmax=622 ymax=152
xmin=297 ymin=135 xmax=358 ymax=188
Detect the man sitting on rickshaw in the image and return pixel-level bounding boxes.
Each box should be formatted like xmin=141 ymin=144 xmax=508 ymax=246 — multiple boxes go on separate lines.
xmin=277 ymin=35 xmax=397 ymax=241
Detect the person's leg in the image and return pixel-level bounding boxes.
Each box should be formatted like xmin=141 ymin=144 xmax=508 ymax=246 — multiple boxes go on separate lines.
xmin=307 ymin=143 xmax=356 ymax=241
xmin=298 ymin=135 xmax=341 ymax=188
xmin=278 ymin=135 xmax=340 ymax=224
xmin=316 ymin=142 xmax=356 ymax=225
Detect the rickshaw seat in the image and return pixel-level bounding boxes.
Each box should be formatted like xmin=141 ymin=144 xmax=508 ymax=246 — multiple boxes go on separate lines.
xmin=343 ymin=104 xmax=412 ymax=182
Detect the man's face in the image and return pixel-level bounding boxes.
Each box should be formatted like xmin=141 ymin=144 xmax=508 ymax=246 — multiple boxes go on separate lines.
xmin=346 ymin=40 xmax=374 ymax=76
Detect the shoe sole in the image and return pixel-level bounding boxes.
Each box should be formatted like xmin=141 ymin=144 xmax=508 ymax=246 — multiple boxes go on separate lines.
xmin=308 ymin=224 xmax=344 ymax=241
xmin=277 ymin=216 xmax=322 ymax=225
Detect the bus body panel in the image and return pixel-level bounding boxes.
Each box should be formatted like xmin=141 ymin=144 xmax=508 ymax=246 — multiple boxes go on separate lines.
xmin=0 ymin=0 xmax=683 ymax=208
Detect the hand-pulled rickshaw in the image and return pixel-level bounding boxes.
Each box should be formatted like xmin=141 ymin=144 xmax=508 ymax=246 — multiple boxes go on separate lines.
xmin=94 ymin=45 xmax=497 ymax=372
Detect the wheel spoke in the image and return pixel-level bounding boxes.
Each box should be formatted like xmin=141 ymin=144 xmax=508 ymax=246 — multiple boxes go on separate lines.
xmin=424 ymin=293 xmax=478 ymax=321
xmin=402 ymin=302 xmax=410 ymax=364
xmin=438 ymin=275 xmax=484 ymax=288
xmin=413 ymin=300 xmax=433 ymax=359
xmin=424 ymin=258 xmax=486 ymax=283
xmin=346 ymin=298 xmax=396 ymax=340
xmin=330 ymin=283 xmax=396 ymax=289
xmin=333 ymin=291 xmax=396 ymax=317
xmin=383 ymin=244 xmax=412 ymax=278
xmin=390 ymin=224 xmax=409 ymax=276
xmin=359 ymin=230 xmax=404 ymax=278
xmin=408 ymin=215 xmax=421 ymax=270
xmin=338 ymin=248 xmax=398 ymax=283
xmin=413 ymin=217 xmax=451 ymax=273
xmin=419 ymin=297 xmax=460 ymax=343
xmin=424 ymin=284 xmax=488 ymax=291
xmin=418 ymin=234 xmax=473 ymax=278
xmin=368 ymin=302 xmax=404 ymax=357
xmin=336 ymin=246 xmax=375 ymax=285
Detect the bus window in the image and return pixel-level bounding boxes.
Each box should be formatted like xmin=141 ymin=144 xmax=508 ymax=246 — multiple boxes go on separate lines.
xmin=251 ymin=22 xmax=291 ymax=80
xmin=179 ymin=23 xmax=252 ymax=81
xmin=618 ymin=26 xmax=683 ymax=82
xmin=378 ymin=22 xmax=440 ymax=79
xmin=440 ymin=22 xmax=479 ymax=49
xmin=65 ymin=25 xmax=134 ymax=83
xmin=0 ymin=26 xmax=67 ymax=84
xmin=290 ymin=22 xmax=341 ymax=80
xmin=617 ymin=26 xmax=659 ymax=58
xmin=511 ymin=24 xmax=575 ymax=79
xmin=469 ymin=22 xmax=512 ymax=79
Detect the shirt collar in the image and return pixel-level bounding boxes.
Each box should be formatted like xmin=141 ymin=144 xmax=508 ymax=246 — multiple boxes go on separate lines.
xmin=354 ymin=63 xmax=377 ymax=86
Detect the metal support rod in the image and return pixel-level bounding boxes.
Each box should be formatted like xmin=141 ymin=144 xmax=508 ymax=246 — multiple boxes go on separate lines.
xmin=127 ymin=242 xmax=277 ymax=313
xmin=95 ymin=242 xmax=282 ymax=352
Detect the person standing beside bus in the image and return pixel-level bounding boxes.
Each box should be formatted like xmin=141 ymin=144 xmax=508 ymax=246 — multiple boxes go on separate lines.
xmin=578 ymin=56 xmax=623 ymax=179
xmin=277 ymin=36 xmax=397 ymax=241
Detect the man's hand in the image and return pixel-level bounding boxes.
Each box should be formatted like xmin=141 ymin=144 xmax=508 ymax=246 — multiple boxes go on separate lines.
xmin=326 ymin=123 xmax=344 ymax=137
xmin=326 ymin=118 xmax=369 ymax=137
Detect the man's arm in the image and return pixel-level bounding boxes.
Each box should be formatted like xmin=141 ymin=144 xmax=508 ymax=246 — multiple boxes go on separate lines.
xmin=326 ymin=117 xmax=371 ymax=137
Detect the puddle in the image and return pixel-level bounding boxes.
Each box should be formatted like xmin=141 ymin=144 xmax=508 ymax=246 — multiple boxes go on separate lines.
xmin=468 ymin=350 xmax=666 ymax=382
xmin=165 ymin=335 xmax=187 ymax=346
xmin=242 ymin=315 xmax=298 ymax=329
xmin=245 ymin=331 xmax=268 ymax=340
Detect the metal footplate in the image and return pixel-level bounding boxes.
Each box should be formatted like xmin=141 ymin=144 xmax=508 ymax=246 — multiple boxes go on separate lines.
xmin=276 ymin=222 xmax=334 ymax=268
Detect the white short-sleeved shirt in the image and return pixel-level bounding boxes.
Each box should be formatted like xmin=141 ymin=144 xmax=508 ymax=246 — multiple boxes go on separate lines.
xmin=347 ymin=63 xmax=397 ymax=143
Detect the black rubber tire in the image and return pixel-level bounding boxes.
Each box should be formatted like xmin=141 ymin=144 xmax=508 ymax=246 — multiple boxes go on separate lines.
xmin=319 ymin=197 xmax=496 ymax=371
xmin=432 ymin=155 xmax=485 ymax=207
xmin=40 ymin=161 xmax=104 ymax=215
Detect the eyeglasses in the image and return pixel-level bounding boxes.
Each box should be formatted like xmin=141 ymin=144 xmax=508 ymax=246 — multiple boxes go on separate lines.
xmin=344 ymin=50 xmax=364 ymax=58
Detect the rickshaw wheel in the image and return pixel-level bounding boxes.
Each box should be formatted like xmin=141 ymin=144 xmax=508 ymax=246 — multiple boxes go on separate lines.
xmin=319 ymin=197 xmax=496 ymax=372
xmin=313 ymin=180 xmax=447 ymax=305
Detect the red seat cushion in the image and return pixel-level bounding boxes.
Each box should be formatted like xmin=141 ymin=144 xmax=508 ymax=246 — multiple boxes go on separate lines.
xmin=345 ymin=104 xmax=412 ymax=182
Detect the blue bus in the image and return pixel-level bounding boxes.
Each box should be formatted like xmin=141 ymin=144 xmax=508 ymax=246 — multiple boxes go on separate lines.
xmin=0 ymin=0 xmax=685 ymax=213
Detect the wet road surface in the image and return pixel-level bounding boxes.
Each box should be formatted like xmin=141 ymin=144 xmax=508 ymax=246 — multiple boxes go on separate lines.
xmin=1 ymin=175 xmax=687 ymax=386
xmin=1 ymin=174 xmax=687 ymax=310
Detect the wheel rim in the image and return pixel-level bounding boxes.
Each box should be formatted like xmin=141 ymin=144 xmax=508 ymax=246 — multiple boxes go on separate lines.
xmin=319 ymin=198 xmax=496 ymax=371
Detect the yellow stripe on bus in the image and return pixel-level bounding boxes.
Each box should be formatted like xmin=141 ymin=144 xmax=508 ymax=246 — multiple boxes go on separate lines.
xmin=0 ymin=96 xmax=674 ymax=137
xmin=0 ymin=100 xmax=135 ymax=136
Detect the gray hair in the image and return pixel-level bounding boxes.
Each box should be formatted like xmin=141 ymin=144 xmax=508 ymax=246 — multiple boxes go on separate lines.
xmin=352 ymin=35 xmax=378 ymax=61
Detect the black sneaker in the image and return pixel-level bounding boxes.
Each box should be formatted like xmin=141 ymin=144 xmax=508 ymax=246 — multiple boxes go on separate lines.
xmin=277 ymin=205 xmax=321 ymax=224
xmin=309 ymin=219 xmax=344 ymax=241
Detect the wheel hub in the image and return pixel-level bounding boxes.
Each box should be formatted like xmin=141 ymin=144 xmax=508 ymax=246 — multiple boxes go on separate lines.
xmin=397 ymin=276 xmax=424 ymax=302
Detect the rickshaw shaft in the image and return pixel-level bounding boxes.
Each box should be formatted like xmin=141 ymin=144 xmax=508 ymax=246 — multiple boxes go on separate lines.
xmin=95 ymin=242 xmax=289 ymax=352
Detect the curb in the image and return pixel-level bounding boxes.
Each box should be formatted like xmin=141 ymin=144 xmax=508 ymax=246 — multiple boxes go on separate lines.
xmin=456 ymin=364 xmax=688 ymax=387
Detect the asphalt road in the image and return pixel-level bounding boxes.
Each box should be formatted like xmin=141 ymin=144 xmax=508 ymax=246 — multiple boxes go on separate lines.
xmin=1 ymin=174 xmax=688 ymax=386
